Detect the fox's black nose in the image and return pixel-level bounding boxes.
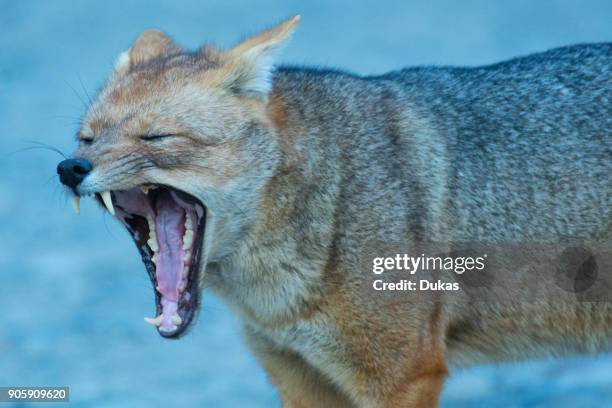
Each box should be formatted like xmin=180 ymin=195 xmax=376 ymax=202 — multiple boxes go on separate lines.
xmin=57 ymin=158 xmax=93 ymax=189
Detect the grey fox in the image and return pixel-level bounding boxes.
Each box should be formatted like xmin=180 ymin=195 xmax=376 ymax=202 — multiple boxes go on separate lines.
xmin=57 ymin=16 xmax=612 ymax=407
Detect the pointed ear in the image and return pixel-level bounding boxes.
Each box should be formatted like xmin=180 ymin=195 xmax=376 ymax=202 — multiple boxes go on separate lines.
xmin=225 ymin=15 xmax=300 ymax=98
xmin=114 ymin=29 xmax=181 ymax=76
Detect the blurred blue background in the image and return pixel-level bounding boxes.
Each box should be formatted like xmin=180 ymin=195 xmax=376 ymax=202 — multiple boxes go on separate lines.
xmin=1 ymin=1 xmax=611 ymax=407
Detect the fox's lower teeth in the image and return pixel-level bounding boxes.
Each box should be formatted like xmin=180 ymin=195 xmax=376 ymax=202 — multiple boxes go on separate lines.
xmin=147 ymin=238 xmax=159 ymax=252
xmin=182 ymin=230 xmax=193 ymax=249
xmin=143 ymin=313 xmax=182 ymax=329
xmin=147 ymin=215 xmax=156 ymax=233
xmin=178 ymin=280 xmax=187 ymax=291
xmin=146 ymin=216 xmax=158 ymax=253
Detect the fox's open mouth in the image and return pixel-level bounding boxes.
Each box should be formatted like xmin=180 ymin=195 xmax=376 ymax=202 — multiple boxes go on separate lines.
xmin=96 ymin=185 xmax=205 ymax=338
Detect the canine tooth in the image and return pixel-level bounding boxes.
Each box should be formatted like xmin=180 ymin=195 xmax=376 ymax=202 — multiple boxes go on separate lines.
xmin=152 ymin=255 xmax=157 ymax=265
xmin=144 ymin=315 xmax=163 ymax=327
xmin=147 ymin=238 xmax=158 ymax=252
xmin=100 ymin=191 xmax=115 ymax=215
xmin=72 ymin=195 xmax=80 ymax=214
xmin=140 ymin=185 xmax=150 ymax=194
xmin=171 ymin=314 xmax=182 ymax=325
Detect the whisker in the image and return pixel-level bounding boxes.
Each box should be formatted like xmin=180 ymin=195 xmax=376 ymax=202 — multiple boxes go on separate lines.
xmin=44 ymin=173 xmax=60 ymax=185
xmin=64 ymin=79 xmax=89 ymax=110
xmin=12 ymin=141 xmax=68 ymax=159
xmin=78 ymin=74 xmax=94 ymax=106
xmin=8 ymin=144 xmax=67 ymax=159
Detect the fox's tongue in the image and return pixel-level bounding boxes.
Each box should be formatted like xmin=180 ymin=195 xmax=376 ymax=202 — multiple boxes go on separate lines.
xmin=154 ymin=190 xmax=185 ymax=332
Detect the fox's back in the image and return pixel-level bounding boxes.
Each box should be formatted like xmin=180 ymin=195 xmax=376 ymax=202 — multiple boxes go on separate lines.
xmin=392 ymin=43 xmax=612 ymax=241
xmin=274 ymin=43 xmax=612 ymax=243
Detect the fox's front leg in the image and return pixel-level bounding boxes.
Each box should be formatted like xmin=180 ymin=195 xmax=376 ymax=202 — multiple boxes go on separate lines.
xmin=380 ymin=371 xmax=446 ymax=408
xmin=342 ymin=362 xmax=446 ymax=408
xmin=244 ymin=326 xmax=446 ymax=408
xmin=347 ymin=316 xmax=448 ymax=408
xmin=243 ymin=328 xmax=355 ymax=408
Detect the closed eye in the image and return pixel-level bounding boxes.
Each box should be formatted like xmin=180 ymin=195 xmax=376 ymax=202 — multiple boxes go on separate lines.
xmin=139 ymin=134 xmax=174 ymax=142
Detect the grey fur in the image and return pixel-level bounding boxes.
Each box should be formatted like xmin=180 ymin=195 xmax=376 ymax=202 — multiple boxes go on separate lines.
xmin=271 ymin=43 xmax=611 ymax=246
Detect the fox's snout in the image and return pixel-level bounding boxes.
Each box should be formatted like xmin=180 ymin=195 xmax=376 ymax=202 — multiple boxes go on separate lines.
xmin=57 ymin=158 xmax=93 ymax=190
